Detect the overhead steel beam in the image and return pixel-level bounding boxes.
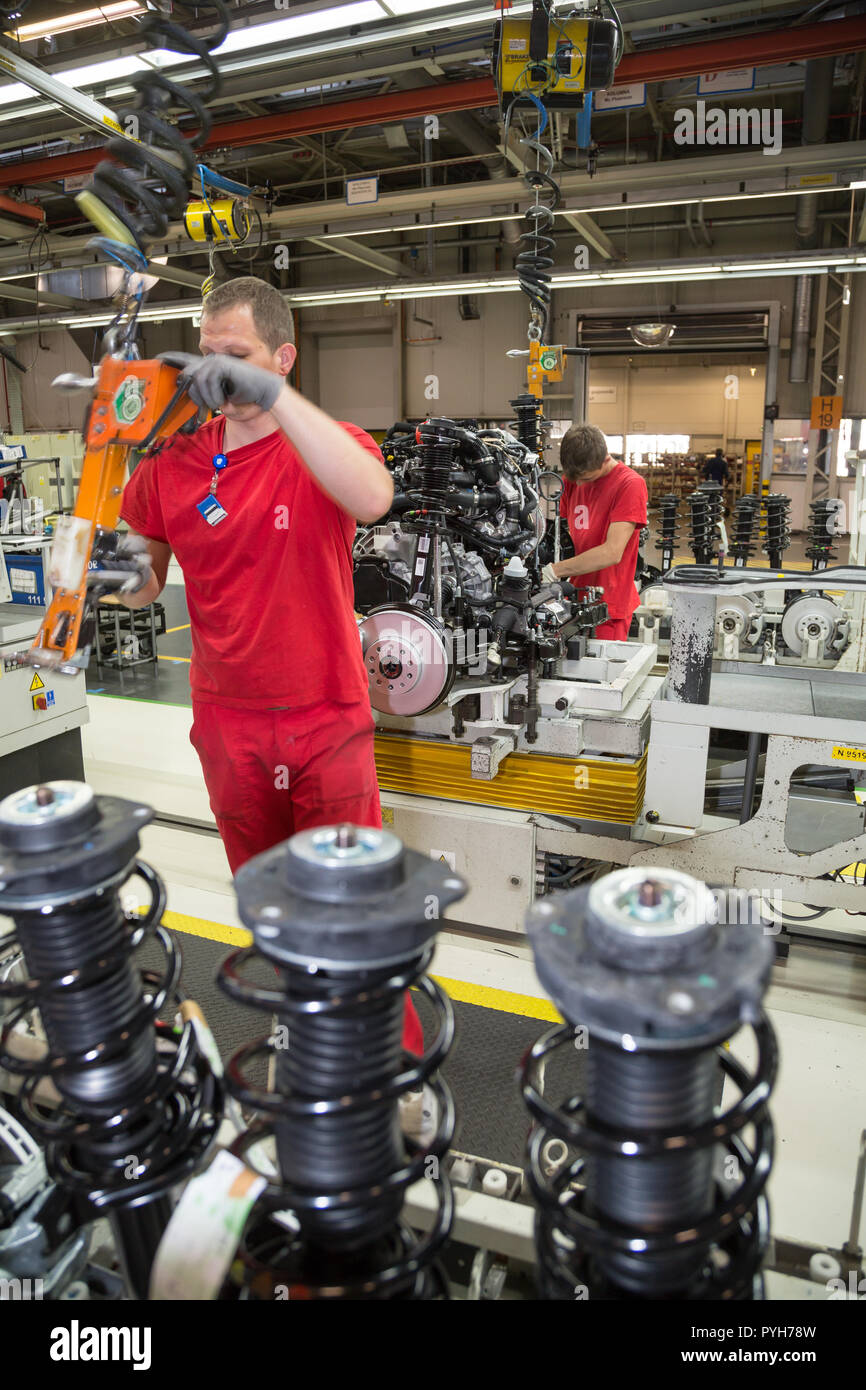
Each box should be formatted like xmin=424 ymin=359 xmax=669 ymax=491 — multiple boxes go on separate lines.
xmin=0 ymin=191 xmax=43 ymax=224
xmin=614 ymin=15 xmax=866 ymax=83
xmin=0 ymin=41 xmax=137 ymax=146
xmin=3 ymin=15 xmax=865 ymax=191
xmin=0 ymin=141 xmax=861 ymax=275
xmin=305 ymin=234 xmax=408 ymax=277
xmin=497 ymin=121 xmax=623 ymax=259
xmin=0 ymin=281 xmax=85 ymax=309
xmin=561 ymin=212 xmax=622 ymax=262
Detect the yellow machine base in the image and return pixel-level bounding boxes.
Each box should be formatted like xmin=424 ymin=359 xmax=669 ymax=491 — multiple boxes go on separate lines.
xmin=374 ymin=733 xmax=646 ymax=825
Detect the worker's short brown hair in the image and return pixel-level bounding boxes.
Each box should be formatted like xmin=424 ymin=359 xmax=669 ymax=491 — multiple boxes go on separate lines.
xmin=201 ymin=276 xmax=295 ymax=352
xmin=560 ymin=423 xmax=608 ymax=480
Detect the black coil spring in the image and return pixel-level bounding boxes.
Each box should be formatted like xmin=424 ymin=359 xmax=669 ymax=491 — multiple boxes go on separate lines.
xmin=688 ymin=483 xmax=723 ymax=565
xmin=522 ymin=1015 xmax=777 ymax=1300
xmin=416 ymin=422 xmax=459 ymax=507
xmin=656 ymin=494 xmax=680 ymax=569
xmin=762 ymin=493 xmax=791 ymax=568
xmin=806 ymin=499 xmax=841 ymax=570
xmin=515 ymin=166 xmax=561 ymax=342
xmin=510 ymin=394 xmax=541 ymax=453
xmin=217 ymin=941 xmax=456 ymax=1299
xmin=729 ymin=494 xmax=762 ymax=566
xmin=87 ymin=1 xmax=230 ymax=253
xmin=0 ymin=862 xmax=221 ymax=1208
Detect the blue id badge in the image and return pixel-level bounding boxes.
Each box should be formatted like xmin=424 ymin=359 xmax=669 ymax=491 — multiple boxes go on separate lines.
xmin=197 ymin=494 xmax=228 ymax=526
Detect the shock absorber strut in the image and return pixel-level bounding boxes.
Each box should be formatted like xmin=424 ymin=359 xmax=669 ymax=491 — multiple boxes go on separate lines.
xmin=806 ymin=498 xmax=842 ymax=571
xmin=762 ymin=493 xmax=791 ymax=570
xmin=729 ymin=494 xmax=762 ymax=567
xmin=218 ymin=823 xmax=467 ymax=1299
xmin=0 ymin=781 xmax=222 ymax=1298
xmin=522 ymin=867 xmax=777 ymax=1300
xmin=688 ymin=482 xmax=724 ymax=565
xmin=656 ymin=494 xmax=680 ymax=573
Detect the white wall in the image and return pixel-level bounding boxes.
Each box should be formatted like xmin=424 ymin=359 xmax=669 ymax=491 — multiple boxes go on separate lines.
xmin=16 ymin=331 xmax=95 ymax=432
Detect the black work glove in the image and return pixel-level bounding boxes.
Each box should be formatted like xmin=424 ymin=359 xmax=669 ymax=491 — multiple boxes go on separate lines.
xmin=158 ymin=352 xmax=285 ymax=412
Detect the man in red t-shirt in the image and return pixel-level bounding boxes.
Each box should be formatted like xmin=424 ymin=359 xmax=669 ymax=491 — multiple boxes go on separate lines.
xmin=116 ymin=275 xmax=424 ymax=1052
xmin=542 ymin=423 xmax=648 ymax=641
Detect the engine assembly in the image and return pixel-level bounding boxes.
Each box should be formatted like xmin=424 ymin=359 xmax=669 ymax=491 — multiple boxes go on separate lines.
xmin=354 ymin=413 xmax=609 ymax=727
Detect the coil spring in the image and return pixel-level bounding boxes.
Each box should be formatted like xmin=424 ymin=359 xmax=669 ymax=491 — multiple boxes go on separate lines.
xmin=87 ymin=1 xmax=230 ymax=254
xmin=806 ymin=499 xmax=841 ymax=570
xmin=217 ymin=941 xmax=456 ymax=1299
xmin=0 ymin=861 xmax=221 ymax=1209
xmin=656 ymin=494 xmax=680 ymax=569
xmin=688 ymin=483 xmax=723 ymax=565
xmin=510 ymin=394 xmax=541 ymax=453
xmin=523 ymin=1015 xmax=777 ymax=1299
xmin=513 ymin=130 xmax=561 ymax=342
xmin=729 ymin=494 xmax=762 ymax=566
xmin=762 ymin=493 xmax=791 ymax=568
xmin=416 ymin=422 xmax=459 ymax=507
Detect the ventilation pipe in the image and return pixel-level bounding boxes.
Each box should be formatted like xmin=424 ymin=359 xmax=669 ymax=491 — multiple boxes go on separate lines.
xmin=790 ymin=57 xmax=834 ymax=382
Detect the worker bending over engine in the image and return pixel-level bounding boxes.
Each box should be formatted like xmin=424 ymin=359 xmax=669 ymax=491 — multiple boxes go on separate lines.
xmin=543 ymin=423 xmax=648 ymax=641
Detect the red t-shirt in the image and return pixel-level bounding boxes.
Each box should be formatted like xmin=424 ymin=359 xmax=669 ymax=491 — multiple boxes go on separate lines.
xmin=120 ymin=414 xmax=382 ymax=709
xmin=559 ymin=461 xmax=648 ymax=621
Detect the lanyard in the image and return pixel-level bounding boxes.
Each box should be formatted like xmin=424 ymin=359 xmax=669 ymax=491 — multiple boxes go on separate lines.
xmin=196 ymin=452 xmax=230 ymax=527
xmin=209 ymin=453 xmax=229 ymax=496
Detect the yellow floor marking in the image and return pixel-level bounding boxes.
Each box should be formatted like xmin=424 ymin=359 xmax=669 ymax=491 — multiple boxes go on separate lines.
xmin=165 ymin=623 xmax=191 ymax=633
xmin=163 ymin=911 xmax=560 ymax=1019
xmin=430 ymin=974 xmax=562 ymax=1023
xmin=163 ymin=909 xmax=251 ymax=948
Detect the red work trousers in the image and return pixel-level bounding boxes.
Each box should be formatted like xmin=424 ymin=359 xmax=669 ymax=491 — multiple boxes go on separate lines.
xmin=190 ymin=698 xmax=423 ymax=1055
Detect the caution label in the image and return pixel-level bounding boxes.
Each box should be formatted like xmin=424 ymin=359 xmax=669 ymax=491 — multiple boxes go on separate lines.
xmin=832 ymin=745 xmax=866 ymax=763
xmin=29 ymin=672 xmax=45 ymax=692
xmin=430 ymin=849 xmax=456 ymax=871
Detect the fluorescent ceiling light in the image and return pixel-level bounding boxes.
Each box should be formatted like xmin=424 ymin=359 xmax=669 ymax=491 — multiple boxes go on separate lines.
xmin=380 ymin=0 xmax=525 ymax=12
xmin=724 ymin=257 xmax=841 ymax=272
xmin=0 ymin=0 xmax=518 ymax=117
xmin=6 ymin=2 xmax=144 ymax=41
xmin=564 ymin=185 xmax=859 ymax=220
xmin=215 ymin=3 xmax=384 ymax=56
xmin=315 ymin=214 xmax=524 ymax=241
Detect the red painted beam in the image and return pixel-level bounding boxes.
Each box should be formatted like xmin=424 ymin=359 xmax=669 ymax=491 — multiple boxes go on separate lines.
xmin=202 ymin=75 xmax=496 ymax=148
xmin=616 ymin=15 xmax=866 ymax=84
xmin=0 ymin=190 xmax=44 ymax=222
xmin=0 ymin=147 xmax=103 ymax=189
xmin=0 ymin=16 xmax=864 ymax=191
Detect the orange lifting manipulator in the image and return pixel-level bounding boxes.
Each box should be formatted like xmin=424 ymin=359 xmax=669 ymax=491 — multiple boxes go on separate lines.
xmin=24 ymin=355 xmax=199 ymax=674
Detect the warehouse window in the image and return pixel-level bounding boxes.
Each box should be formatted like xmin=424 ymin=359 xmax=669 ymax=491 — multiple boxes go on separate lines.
xmin=625 ymin=434 xmax=690 ymax=465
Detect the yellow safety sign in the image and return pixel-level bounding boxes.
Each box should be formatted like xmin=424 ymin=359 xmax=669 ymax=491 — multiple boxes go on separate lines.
xmin=29 ymin=672 xmax=45 ymax=692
